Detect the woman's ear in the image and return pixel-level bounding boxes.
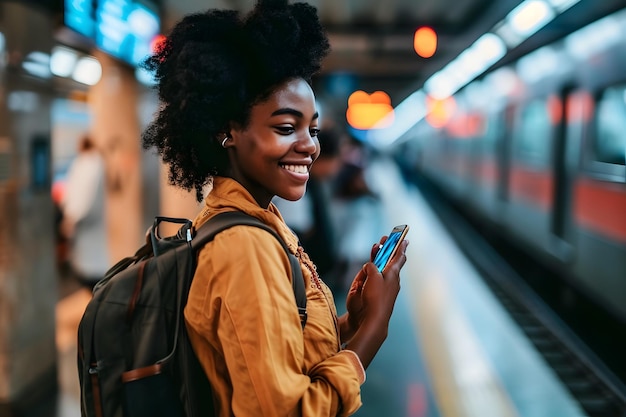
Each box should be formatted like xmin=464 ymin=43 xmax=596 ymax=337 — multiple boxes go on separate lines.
xmin=226 ymin=123 xmax=243 ymax=146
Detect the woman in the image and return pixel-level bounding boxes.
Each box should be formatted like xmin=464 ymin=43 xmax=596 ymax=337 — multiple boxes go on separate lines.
xmin=141 ymin=2 xmax=409 ymax=416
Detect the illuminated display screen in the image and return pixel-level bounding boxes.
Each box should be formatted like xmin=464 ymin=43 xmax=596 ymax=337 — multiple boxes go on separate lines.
xmin=64 ymin=0 xmax=160 ymax=67
xmin=65 ymin=0 xmax=97 ymax=39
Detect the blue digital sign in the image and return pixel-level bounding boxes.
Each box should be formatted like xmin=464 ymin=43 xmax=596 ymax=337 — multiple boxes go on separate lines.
xmin=64 ymin=0 xmax=160 ymax=67
xmin=65 ymin=0 xmax=97 ymax=39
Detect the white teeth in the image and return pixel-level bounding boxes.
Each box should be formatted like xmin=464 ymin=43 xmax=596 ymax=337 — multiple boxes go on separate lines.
xmin=281 ymin=164 xmax=308 ymax=174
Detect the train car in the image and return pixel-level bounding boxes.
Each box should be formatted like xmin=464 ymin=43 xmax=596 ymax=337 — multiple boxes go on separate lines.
xmin=405 ymin=7 xmax=626 ymax=326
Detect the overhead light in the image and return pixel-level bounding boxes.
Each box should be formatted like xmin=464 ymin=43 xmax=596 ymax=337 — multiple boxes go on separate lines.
xmin=424 ymin=71 xmax=457 ymax=100
xmin=414 ymin=26 xmax=437 ymax=58
xmin=367 ymin=90 xmax=427 ymax=148
xmin=367 ymin=0 xmax=581 ymax=150
xmin=346 ymin=90 xmax=394 ymax=130
xmin=472 ymin=33 xmax=507 ymax=68
xmin=22 ymin=51 xmax=51 ymax=79
xmin=72 ymin=56 xmax=102 ymax=86
xmin=424 ymin=32 xmax=505 ymax=100
xmin=425 ymin=95 xmax=457 ymax=128
xmin=507 ymin=0 xmax=555 ymax=39
xmin=493 ymin=20 xmax=525 ymax=48
xmin=455 ymin=49 xmax=485 ymax=82
xmin=50 ymin=46 xmax=78 ymax=77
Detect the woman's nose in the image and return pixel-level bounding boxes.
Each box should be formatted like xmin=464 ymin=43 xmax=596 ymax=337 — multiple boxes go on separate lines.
xmin=295 ymin=132 xmax=319 ymax=157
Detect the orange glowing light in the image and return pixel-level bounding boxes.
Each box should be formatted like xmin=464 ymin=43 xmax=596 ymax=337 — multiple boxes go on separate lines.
xmin=425 ymin=95 xmax=456 ymax=128
xmin=414 ymin=27 xmax=437 ymax=58
xmin=346 ymin=90 xmax=395 ymax=130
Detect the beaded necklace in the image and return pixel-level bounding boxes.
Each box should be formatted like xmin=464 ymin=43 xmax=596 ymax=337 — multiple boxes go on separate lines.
xmin=295 ymin=245 xmax=341 ymax=347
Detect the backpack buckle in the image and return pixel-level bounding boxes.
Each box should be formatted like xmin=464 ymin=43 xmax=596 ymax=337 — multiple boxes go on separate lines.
xmin=298 ymin=308 xmax=307 ymax=329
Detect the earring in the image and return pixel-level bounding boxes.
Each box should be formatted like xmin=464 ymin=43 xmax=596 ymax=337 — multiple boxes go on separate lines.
xmin=221 ymin=135 xmax=230 ymax=148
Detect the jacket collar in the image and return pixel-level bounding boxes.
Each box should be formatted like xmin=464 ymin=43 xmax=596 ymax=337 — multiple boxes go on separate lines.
xmin=194 ymin=177 xmax=300 ymax=254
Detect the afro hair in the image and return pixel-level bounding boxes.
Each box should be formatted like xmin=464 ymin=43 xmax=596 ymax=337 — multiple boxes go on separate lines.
xmin=141 ymin=1 xmax=330 ymax=201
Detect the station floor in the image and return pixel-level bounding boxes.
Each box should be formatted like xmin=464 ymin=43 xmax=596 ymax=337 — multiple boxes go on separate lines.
xmin=49 ymin=158 xmax=587 ymax=417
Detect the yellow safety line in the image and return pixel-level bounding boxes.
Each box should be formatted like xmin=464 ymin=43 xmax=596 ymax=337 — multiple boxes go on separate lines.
xmin=371 ymin=159 xmax=519 ymax=417
xmin=405 ymin=262 xmax=519 ymax=417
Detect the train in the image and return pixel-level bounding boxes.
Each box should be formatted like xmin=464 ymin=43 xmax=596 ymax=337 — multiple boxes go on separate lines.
xmin=397 ymin=7 xmax=626 ymax=327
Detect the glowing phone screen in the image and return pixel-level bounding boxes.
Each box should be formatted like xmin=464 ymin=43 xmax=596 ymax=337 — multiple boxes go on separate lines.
xmin=373 ymin=226 xmax=406 ymax=272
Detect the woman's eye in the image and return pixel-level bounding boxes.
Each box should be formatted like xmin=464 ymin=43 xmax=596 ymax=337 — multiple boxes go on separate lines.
xmin=276 ymin=126 xmax=295 ymax=135
xmin=310 ymin=128 xmax=321 ymax=137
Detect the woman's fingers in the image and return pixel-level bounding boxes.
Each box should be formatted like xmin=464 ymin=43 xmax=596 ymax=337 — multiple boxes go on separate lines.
xmin=391 ymin=240 xmax=409 ymax=267
xmin=370 ymin=235 xmax=388 ymax=261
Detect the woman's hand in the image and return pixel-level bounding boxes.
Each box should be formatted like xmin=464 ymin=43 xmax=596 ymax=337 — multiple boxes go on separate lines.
xmin=341 ymin=236 xmax=408 ymax=353
xmin=343 ymin=240 xmax=384 ymax=337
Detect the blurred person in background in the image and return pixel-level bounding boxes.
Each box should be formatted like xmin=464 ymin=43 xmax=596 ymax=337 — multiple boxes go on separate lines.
xmin=60 ymin=133 xmax=109 ymax=290
xmin=333 ymin=138 xmax=386 ymax=292
xmin=274 ymin=127 xmax=344 ymax=290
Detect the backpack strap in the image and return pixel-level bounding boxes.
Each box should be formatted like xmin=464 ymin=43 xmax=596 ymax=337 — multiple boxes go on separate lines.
xmin=192 ymin=211 xmax=307 ymax=329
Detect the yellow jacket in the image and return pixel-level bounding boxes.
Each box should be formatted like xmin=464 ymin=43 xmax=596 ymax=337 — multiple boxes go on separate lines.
xmin=184 ymin=177 xmax=365 ymax=417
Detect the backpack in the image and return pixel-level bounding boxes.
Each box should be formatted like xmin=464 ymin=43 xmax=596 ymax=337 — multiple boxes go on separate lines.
xmin=77 ymin=211 xmax=307 ymax=417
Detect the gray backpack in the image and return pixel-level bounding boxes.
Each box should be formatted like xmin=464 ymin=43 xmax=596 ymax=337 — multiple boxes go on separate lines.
xmin=77 ymin=211 xmax=307 ymax=417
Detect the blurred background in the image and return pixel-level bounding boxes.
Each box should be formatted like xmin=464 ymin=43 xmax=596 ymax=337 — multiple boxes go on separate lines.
xmin=0 ymin=0 xmax=625 ymax=416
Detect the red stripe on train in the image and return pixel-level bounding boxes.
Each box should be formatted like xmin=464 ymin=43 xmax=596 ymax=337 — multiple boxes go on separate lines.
xmin=574 ymin=178 xmax=626 ymax=243
xmin=474 ymin=164 xmax=626 ymax=243
xmin=509 ymin=166 xmax=554 ymax=211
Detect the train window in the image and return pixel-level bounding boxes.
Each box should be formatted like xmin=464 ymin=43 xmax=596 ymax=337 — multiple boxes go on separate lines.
xmin=593 ymin=86 xmax=626 ymax=166
xmin=513 ymin=99 xmax=552 ymax=166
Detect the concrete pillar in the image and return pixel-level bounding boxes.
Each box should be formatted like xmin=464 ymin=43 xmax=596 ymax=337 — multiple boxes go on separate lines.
xmin=0 ymin=2 xmax=58 ymax=413
xmin=88 ymin=51 xmax=145 ymax=263
xmin=158 ymin=168 xmax=205 ymax=236
xmin=136 ymin=76 xmax=202 ymax=237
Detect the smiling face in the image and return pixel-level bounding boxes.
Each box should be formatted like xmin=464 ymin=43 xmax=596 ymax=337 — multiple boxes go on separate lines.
xmin=225 ymin=78 xmax=321 ymax=207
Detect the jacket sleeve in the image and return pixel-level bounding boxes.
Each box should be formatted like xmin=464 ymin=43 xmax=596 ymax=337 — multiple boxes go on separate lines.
xmin=184 ymin=225 xmax=363 ymax=417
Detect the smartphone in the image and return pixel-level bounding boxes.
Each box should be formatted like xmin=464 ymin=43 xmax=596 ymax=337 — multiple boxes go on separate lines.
xmin=373 ymin=224 xmax=409 ymax=272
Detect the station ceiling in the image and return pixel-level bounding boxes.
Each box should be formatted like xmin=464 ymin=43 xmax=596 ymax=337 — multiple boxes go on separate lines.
xmin=157 ymin=0 xmax=625 ymax=106
xmin=157 ymin=0 xmax=522 ymax=97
